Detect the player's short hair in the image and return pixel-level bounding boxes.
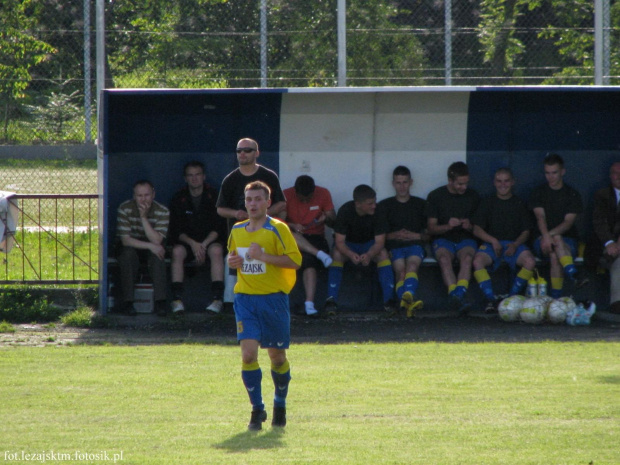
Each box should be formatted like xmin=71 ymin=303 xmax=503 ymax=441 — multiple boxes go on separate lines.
xmin=237 ymin=138 xmax=259 ymax=151
xmin=447 ymin=162 xmax=469 ymax=180
xmin=183 ymin=160 xmax=205 ymax=175
xmin=392 ymin=165 xmax=411 ymax=178
xmin=353 ymin=184 xmax=376 ymax=203
xmin=245 ymin=180 xmax=271 ymax=200
xmin=544 ymin=152 xmax=564 ymax=168
xmin=495 ymin=167 xmax=514 ymax=179
xmin=133 ymin=179 xmax=154 ymax=190
xmin=294 ymin=175 xmax=315 ymax=197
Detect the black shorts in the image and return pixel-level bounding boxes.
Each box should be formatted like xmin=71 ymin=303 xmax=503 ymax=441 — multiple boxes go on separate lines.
xmin=300 ymin=234 xmax=330 ymax=271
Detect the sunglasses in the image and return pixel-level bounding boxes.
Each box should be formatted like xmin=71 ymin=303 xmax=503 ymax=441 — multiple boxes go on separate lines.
xmin=236 ymin=148 xmax=256 ymax=154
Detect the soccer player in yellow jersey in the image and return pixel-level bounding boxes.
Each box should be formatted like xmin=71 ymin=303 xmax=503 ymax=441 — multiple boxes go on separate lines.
xmin=227 ymin=181 xmax=302 ymax=431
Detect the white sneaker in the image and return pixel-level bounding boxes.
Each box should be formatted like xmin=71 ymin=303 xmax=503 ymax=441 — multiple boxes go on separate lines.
xmin=206 ymin=300 xmax=223 ymax=314
xmin=317 ymin=250 xmax=333 ymax=268
xmin=171 ymin=300 xmax=185 ymax=313
xmin=304 ymin=301 xmax=318 ymax=316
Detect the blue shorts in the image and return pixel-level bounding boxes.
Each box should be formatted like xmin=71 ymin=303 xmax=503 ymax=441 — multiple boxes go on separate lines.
xmin=533 ymin=237 xmax=577 ymax=259
xmin=432 ymin=238 xmax=477 ymax=257
xmin=390 ymin=245 xmax=425 ymax=262
xmin=345 ymin=240 xmax=375 ymax=255
xmin=233 ymin=293 xmax=290 ymax=349
xmin=477 ymin=240 xmax=530 ymax=271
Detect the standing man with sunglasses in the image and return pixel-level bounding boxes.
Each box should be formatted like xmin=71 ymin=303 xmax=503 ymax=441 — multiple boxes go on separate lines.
xmin=217 ymin=138 xmax=286 ymax=229
xmin=217 ymin=138 xmax=287 ymax=305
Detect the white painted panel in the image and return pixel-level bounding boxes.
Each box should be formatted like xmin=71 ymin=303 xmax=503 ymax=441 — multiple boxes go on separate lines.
xmin=279 ymin=90 xmax=470 ymax=211
xmin=373 ymin=91 xmax=470 ymax=201
xmin=280 ymin=93 xmax=375 ymax=210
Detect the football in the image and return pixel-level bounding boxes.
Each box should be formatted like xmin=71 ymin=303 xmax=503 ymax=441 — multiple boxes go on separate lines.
xmin=520 ymin=297 xmax=548 ymax=324
xmin=498 ymin=295 xmax=526 ymax=322
xmin=547 ymin=299 xmax=569 ymax=324
xmin=558 ymin=296 xmax=577 ymax=313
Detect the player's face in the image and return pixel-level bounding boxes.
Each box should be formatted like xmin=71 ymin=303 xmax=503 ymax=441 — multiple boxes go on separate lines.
xmin=544 ymin=163 xmax=565 ymax=189
xmin=356 ymin=197 xmax=377 ymax=216
xmin=133 ymin=184 xmax=154 ymax=209
xmin=392 ymin=175 xmax=412 ymax=198
xmin=493 ymin=172 xmax=514 ymax=199
xmin=448 ymin=175 xmax=469 ymax=195
xmin=245 ymin=189 xmax=271 ymax=219
xmin=184 ymin=166 xmax=205 ymax=189
xmin=236 ymin=143 xmax=258 ymax=166
xmin=610 ymin=163 xmax=620 ymax=190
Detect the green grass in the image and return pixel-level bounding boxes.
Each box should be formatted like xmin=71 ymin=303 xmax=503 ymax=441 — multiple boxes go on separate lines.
xmin=1 ymin=342 xmax=618 ymax=464
xmin=0 ymin=158 xmax=97 ymax=195
xmin=59 ymin=306 xmax=98 ymax=328
xmin=1 ymin=231 xmax=99 ymax=282
xmin=0 ymin=320 xmax=16 ymax=333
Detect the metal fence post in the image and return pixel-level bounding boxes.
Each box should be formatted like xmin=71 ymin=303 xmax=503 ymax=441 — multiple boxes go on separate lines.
xmin=444 ymin=0 xmax=452 ymax=86
xmin=337 ymin=0 xmax=346 ymax=87
xmin=260 ymin=0 xmax=268 ymax=88
xmin=83 ymin=0 xmax=92 ymax=143
xmin=96 ymin=0 xmax=105 ymax=129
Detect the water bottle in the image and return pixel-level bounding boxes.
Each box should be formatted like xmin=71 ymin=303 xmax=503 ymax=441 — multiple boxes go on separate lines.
xmin=566 ymin=301 xmax=596 ymax=326
xmin=537 ymin=276 xmax=547 ymax=297
xmin=526 ymin=278 xmax=538 ymax=297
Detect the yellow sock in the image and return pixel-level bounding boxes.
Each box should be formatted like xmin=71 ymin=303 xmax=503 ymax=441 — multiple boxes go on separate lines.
xmin=559 ymin=256 xmax=574 ymax=268
xmin=551 ymin=277 xmax=563 ymax=291
xmin=272 ymin=360 xmax=290 ymax=374
xmin=242 ymin=361 xmax=260 ymax=371
xmin=457 ymin=279 xmax=469 ymax=289
xmin=474 ymin=269 xmax=491 ymax=284
xmin=448 ymin=284 xmax=457 ymax=295
xmin=517 ymin=268 xmax=533 ymax=281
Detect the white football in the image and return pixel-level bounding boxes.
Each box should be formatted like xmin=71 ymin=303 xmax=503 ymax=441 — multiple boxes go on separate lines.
xmin=547 ymin=299 xmax=569 ymax=324
xmin=558 ymin=297 xmax=577 ymax=313
xmin=520 ymin=297 xmax=548 ymax=324
xmin=498 ymin=295 xmax=526 ymax=322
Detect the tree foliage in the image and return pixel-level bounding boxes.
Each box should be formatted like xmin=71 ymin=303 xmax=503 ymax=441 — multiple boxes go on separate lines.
xmin=0 ymin=0 xmax=56 ymax=141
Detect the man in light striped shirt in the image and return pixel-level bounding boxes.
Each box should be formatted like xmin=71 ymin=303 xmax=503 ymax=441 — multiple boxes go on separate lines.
xmin=116 ymin=180 xmax=169 ymax=315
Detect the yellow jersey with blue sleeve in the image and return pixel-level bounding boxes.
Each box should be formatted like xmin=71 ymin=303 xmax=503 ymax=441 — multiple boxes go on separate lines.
xmin=228 ymin=216 xmax=302 ymax=295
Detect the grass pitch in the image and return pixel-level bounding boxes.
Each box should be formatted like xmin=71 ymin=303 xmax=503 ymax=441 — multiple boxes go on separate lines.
xmin=1 ymin=341 xmax=618 ymax=465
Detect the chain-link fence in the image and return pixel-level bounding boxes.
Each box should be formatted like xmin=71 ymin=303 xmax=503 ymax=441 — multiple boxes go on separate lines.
xmin=0 ymin=158 xmax=98 ymax=284
xmin=1 ymin=0 xmax=618 ymax=146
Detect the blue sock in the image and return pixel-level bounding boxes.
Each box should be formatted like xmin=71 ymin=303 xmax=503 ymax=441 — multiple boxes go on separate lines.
xmin=511 ymin=268 xmax=533 ymax=295
xmin=327 ymin=262 xmax=343 ymax=300
xmin=271 ymin=361 xmax=291 ymax=408
xmin=395 ymin=281 xmax=405 ymax=300
xmin=377 ymin=259 xmax=395 ymax=302
xmin=242 ymin=362 xmax=264 ymax=411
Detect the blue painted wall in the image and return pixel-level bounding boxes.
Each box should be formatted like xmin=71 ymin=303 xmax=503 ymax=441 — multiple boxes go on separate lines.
xmin=466 ymin=88 xmax=620 ymax=238
xmin=103 ymin=89 xmax=283 ymax=237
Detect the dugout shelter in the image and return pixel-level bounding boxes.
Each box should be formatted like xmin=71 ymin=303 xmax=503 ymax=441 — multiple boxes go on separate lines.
xmin=99 ymin=86 xmax=620 ymax=313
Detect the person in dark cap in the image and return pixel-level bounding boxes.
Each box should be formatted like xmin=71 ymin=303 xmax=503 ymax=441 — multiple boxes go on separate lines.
xmin=283 ymin=175 xmax=336 ymax=316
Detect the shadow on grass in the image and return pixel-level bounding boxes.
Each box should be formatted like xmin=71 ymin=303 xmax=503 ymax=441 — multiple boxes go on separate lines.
xmin=598 ymin=375 xmax=620 ymax=384
xmin=212 ymin=428 xmax=285 ymax=453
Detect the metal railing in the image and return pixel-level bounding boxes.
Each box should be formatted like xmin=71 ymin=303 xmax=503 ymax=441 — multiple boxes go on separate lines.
xmin=0 ymin=194 xmax=99 ymax=284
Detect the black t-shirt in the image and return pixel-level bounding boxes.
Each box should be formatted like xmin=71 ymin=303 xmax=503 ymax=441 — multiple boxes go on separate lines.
xmin=216 ymin=165 xmax=286 ymax=230
xmin=426 ymin=186 xmax=480 ymax=243
xmin=169 ymin=184 xmax=227 ymax=245
xmin=334 ymin=201 xmax=388 ymax=244
xmin=472 ymin=194 xmax=531 ymax=242
xmin=378 ymin=195 xmax=427 ymax=250
xmin=528 ymin=183 xmax=583 ymax=239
